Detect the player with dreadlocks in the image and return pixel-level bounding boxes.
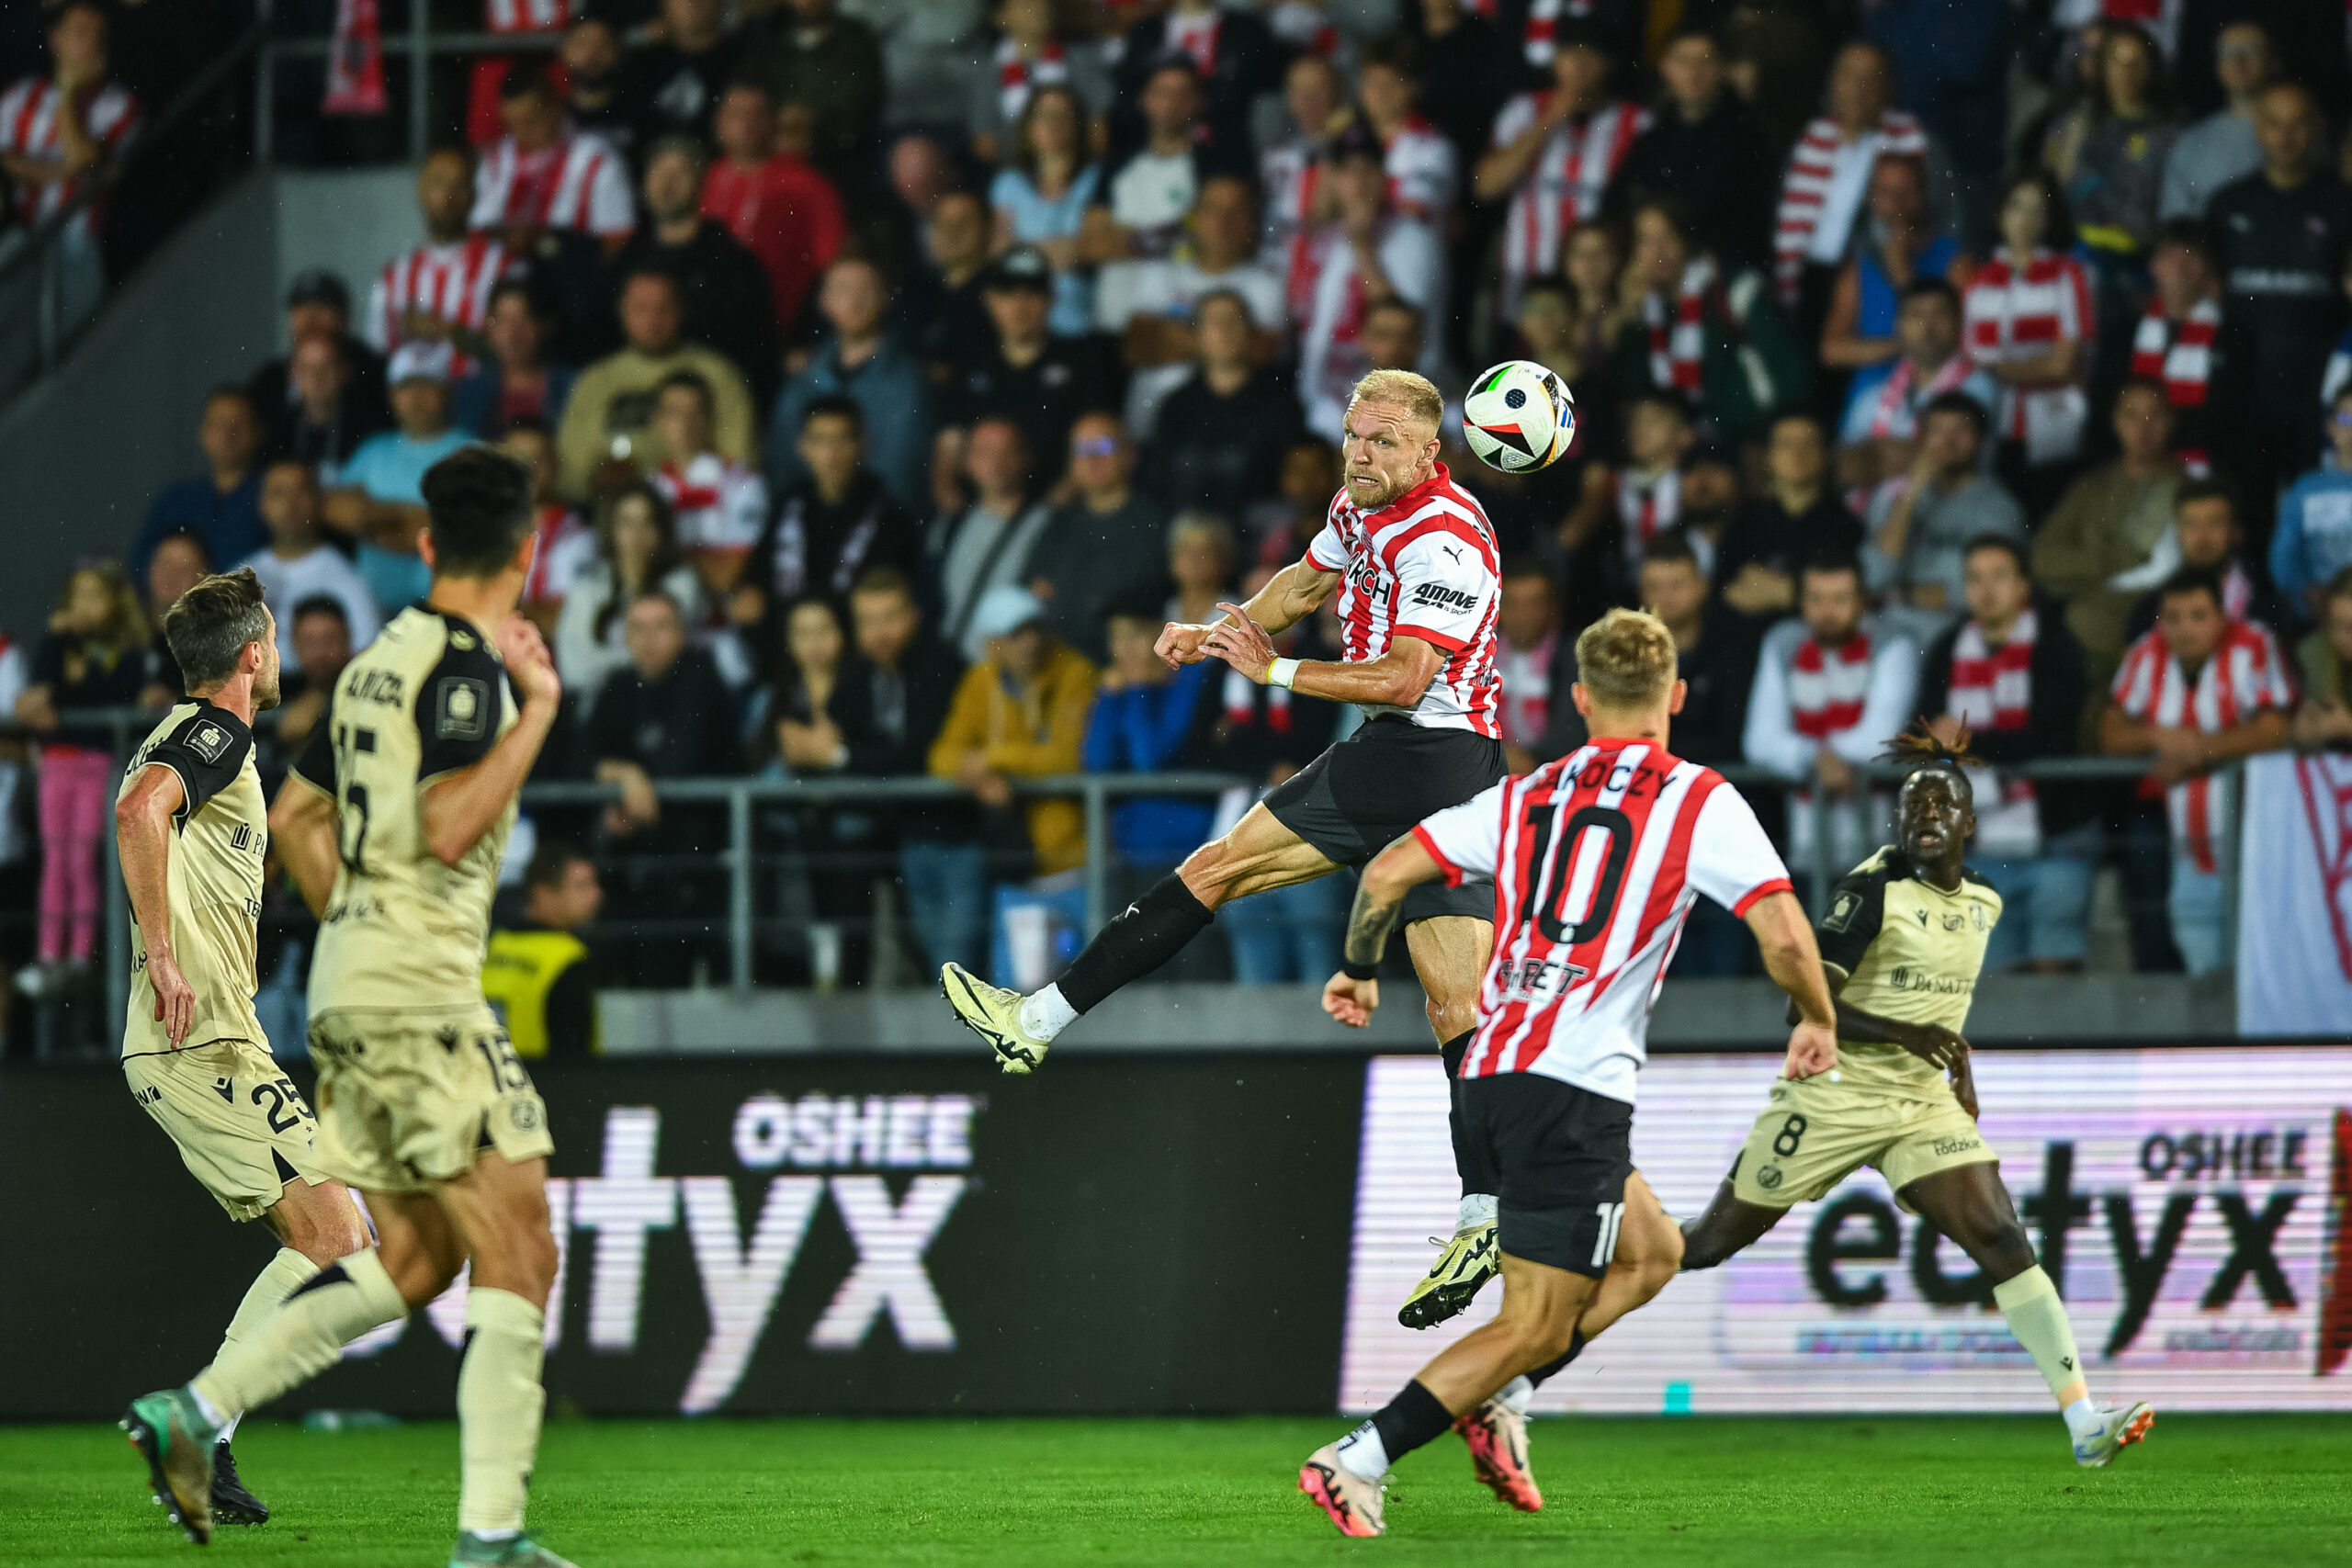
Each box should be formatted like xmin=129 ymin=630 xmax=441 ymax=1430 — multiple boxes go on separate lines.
xmin=1520 ymin=724 xmax=2155 ymax=1467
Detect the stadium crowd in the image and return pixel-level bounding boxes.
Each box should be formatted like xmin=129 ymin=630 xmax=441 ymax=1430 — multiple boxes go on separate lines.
xmin=8 ymin=0 xmax=2352 ymax=1025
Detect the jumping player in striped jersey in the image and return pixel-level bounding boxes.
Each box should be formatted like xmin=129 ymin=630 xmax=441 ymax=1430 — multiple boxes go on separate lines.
xmin=1302 ymin=607 xmax=1840 ymax=1537
xmin=942 ymin=367 xmax=1517 ymax=1322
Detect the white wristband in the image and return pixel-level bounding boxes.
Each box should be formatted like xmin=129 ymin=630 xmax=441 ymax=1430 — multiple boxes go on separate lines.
xmin=1267 ymin=657 xmax=1301 ymax=690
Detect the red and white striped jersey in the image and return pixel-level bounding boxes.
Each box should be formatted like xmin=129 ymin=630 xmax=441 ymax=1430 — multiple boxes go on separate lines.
xmin=367 ymin=234 xmax=514 ymax=362
xmin=1490 ymin=97 xmax=1647 ymax=297
xmin=1772 ymin=109 xmax=1927 ymax=303
xmin=469 ymin=130 xmax=634 ymax=237
xmin=1418 ymin=741 xmax=1792 ymax=1101
xmin=2111 ymin=620 xmax=2296 ymax=874
xmin=0 ymin=75 xmax=139 ymax=236
xmin=1962 ymin=250 xmax=2094 ymax=451
xmin=1304 ymin=463 xmax=1501 ymax=735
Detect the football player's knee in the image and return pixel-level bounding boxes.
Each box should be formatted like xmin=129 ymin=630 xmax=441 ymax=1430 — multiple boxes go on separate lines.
xmin=1963 ymin=1216 xmax=2039 ymax=1282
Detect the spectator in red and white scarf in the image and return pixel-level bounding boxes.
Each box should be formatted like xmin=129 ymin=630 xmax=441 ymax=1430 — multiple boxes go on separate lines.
xmin=1611 ymin=197 xmax=1807 ymax=448
xmin=1295 ymin=137 xmax=1442 ymax=443
xmin=2101 ymin=566 xmax=2294 ymax=973
xmin=2120 ymin=477 xmax=2293 ymax=647
xmin=647 ymin=371 xmax=770 ymax=616
xmin=2132 ymin=218 xmax=2225 ymax=472
xmin=1258 ymin=53 xmax=1344 ymax=281
xmin=1744 ymin=553 xmax=1919 ymax=874
xmin=1474 ymin=22 xmax=1645 ymax=319
xmin=1354 ymin=38 xmax=1457 ymax=229
xmin=1917 ymin=536 xmax=2096 ymax=972
xmin=1492 ymin=557 xmax=1567 ymax=775
xmin=1962 ymin=169 xmax=2094 ymax=514
xmin=1565 ymin=389 xmax=1692 ymax=617
xmin=1836 ymin=277 xmax=1997 ymax=495
xmin=1770 ymin=40 xmax=1931 ymax=337
xmin=966 ymin=0 xmax=1112 ymax=167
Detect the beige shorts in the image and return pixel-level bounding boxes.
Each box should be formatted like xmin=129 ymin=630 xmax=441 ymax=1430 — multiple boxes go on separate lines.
xmin=1730 ymin=1072 xmax=1996 ymax=1210
xmin=123 ymin=1039 xmax=330 ymax=1222
xmin=306 ymin=1005 xmax=554 ymax=1195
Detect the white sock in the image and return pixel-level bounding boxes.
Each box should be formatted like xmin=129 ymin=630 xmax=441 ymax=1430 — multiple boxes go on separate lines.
xmin=1332 ymin=1420 xmax=1389 ymax=1482
xmin=2064 ymin=1397 xmax=2104 ymax=1443
xmin=1018 ymin=984 xmax=1079 ymax=1043
xmin=1497 ymin=1375 xmax=1534 ymax=1416
xmin=469 ymin=1529 xmax=520 ymax=1542
xmin=1457 ymin=1193 xmax=1498 ymax=1232
xmin=216 ymin=1414 xmax=241 ymax=1445
xmin=187 ymin=1384 xmax=228 ymax=1431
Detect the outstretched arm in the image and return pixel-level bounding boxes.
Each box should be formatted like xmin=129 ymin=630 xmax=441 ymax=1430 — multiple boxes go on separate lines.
xmin=1154 ymin=556 xmax=1339 ymax=666
xmin=1322 ymin=830 xmax=1445 ymax=1027
xmin=1204 ymin=612 xmax=1446 ymax=709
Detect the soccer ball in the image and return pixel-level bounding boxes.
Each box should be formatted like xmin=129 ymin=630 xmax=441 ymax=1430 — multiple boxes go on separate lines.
xmin=1461 ymin=360 xmax=1577 ymax=473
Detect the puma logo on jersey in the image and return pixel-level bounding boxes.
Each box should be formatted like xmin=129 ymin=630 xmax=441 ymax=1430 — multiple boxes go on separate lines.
xmin=1441 ymin=544 xmax=1464 ymax=563
xmin=1412 ymin=582 xmax=1480 ymax=612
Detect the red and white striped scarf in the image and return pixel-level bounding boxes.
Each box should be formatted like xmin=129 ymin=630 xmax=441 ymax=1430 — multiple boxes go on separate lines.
xmin=1615 ymin=467 xmax=1681 ymax=570
xmin=994 ymin=38 xmax=1068 ymax=123
xmin=323 ymin=0 xmax=387 ymax=115
xmin=1500 ymin=98 xmax=1646 ymax=289
xmin=2129 ymin=296 xmax=2217 ymax=409
xmin=1864 ymin=350 xmax=1980 ymax=441
xmin=1947 ymin=608 xmax=2036 ymax=732
xmin=1643 ymin=256 xmax=1716 ymax=394
xmin=1789 ymin=629 xmax=1874 ymax=739
xmin=1772 ymin=110 xmax=1927 ymax=305
xmin=1519 ymin=0 xmax=1598 ymax=66
xmin=2111 ymin=619 xmax=2297 ymax=871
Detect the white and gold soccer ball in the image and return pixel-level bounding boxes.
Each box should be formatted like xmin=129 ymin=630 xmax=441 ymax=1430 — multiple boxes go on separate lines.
xmin=1461 ymin=359 xmax=1577 ymax=473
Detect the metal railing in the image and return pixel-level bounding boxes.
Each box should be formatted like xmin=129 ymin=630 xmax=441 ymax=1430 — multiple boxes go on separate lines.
xmin=255 ymin=5 xmax=562 ymax=165
xmin=18 ymin=703 xmax=2245 ymax=1056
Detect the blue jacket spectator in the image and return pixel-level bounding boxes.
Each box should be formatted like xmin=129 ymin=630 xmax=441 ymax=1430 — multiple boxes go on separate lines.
xmin=449 ymin=286 xmax=578 ymax=440
xmin=1083 ymin=603 xmax=1217 ymax=867
xmin=129 ymin=388 xmax=267 ymax=589
xmin=2273 ymin=388 xmax=2352 ymax=626
xmin=451 ymin=358 xmax=577 ymax=440
xmin=766 ymin=256 xmax=933 ymax=515
xmin=328 ymin=344 xmax=471 ymax=615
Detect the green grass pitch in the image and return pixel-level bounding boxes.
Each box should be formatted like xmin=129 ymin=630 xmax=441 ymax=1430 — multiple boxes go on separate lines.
xmin=2 ymin=1414 xmax=2347 ymax=1567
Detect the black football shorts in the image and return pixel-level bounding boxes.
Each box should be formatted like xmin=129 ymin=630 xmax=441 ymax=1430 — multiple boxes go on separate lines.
xmin=1263 ymin=715 xmax=1504 ymax=923
xmin=1454 ymin=1072 xmax=1635 ymax=1278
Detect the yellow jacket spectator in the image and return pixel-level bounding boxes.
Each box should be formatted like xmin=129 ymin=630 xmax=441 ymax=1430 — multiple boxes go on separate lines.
xmin=482 ymin=841 xmax=605 ymax=1059
xmin=555 ymin=269 xmax=757 ymax=498
xmin=928 ymin=586 xmax=1097 ymax=877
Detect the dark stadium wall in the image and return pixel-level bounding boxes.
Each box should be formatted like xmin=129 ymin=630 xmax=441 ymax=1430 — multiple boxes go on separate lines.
xmin=0 ymin=172 xmax=279 ymax=642
xmin=0 ymin=1056 xmax=1367 ymax=1420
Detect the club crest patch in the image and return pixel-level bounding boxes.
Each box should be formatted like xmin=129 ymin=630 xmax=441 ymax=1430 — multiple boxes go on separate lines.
xmin=437 ymin=677 xmax=490 ymax=740
xmin=1823 ymin=891 xmax=1860 ymax=932
xmin=187 ymin=721 xmax=232 ymax=763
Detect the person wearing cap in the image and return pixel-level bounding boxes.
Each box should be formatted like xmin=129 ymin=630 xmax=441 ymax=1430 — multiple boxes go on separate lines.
xmin=609 ymin=133 xmax=781 ymax=406
xmin=248 ymin=269 xmax=390 ymax=444
xmin=928 ymin=583 xmax=1099 ymax=887
xmin=324 ymin=342 xmax=472 ymax=617
xmin=941 ymin=246 xmax=1119 ymax=484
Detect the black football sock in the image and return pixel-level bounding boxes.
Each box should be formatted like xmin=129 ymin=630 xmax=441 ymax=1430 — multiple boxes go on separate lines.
xmin=1524 ymin=1328 xmax=1588 ymax=1390
xmin=1334 ymin=1379 xmax=1455 ymax=1479
xmin=1053 ymin=873 xmax=1215 ymax=1014
xmin=1442 ymin=1030 xmax=1499 ymax=1201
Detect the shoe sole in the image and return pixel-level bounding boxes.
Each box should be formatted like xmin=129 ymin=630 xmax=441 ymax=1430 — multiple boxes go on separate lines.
xmin=120 ymin=1407 xmax=210 ymax=1546
xmin=1397 ymin=1258 xmax=1498 ymax=1329
xmin=1456 ymin=1418 xmax=1543 ymax=1512
xmin=210 ymin=1491 xmax=269 ymax=1527
xmin=940 ymin=966 xmax=1041 ymax=1075
xmin=1297 ymin=1462 xmax=1380 ymax=1538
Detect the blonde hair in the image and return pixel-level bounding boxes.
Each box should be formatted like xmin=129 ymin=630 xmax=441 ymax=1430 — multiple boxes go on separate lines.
xmin=1574 ymin=607 xmax=1678 ymax=710
xmin=1346 ymin=368 xmax=1445 ymax=437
